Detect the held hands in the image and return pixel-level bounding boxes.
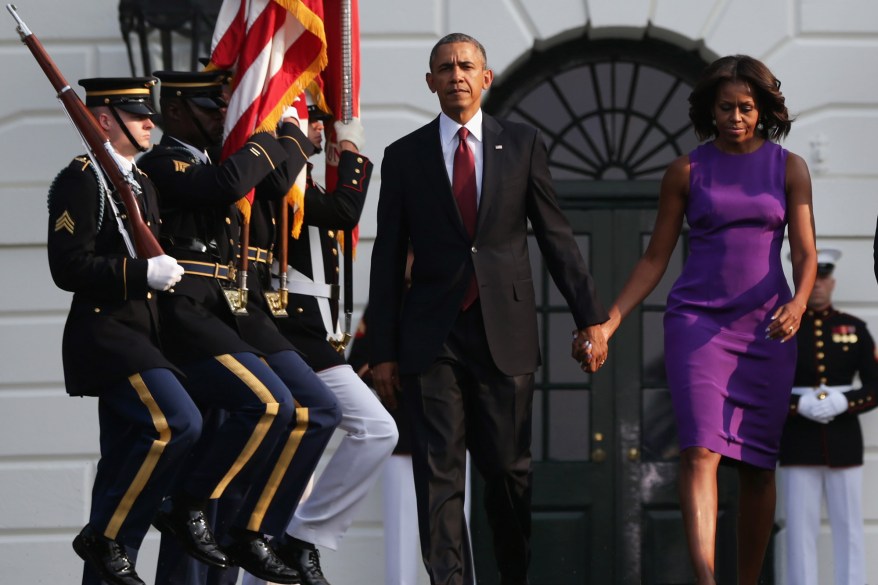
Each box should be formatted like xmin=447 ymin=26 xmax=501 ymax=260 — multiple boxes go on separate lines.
xmin=371 ymin=361 xmax=400 ymax=410
xmin=797 ymin=387 xmax=849 ymax=424
xmin=766 ymin=300 xmax=806 ymax=342
xmin=571 ymin=324 xmax=608 ymax=374
xmin=146 ymin=255 xmax=184 ymax=291
xmin=334 ymin=118 xmax=365 ymax=152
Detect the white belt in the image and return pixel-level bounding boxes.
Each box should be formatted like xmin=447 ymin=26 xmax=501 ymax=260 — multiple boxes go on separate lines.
xmin=286 ymin=275 xmax=338 ymax=300
xmin=271 ymin=225 xmax=342 ymax=342
xmin=791 ymin=384 xmax=853 ymax=396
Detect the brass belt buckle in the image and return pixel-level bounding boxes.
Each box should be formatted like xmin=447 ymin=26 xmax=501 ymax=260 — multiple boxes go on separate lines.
xmin=263 ymin=289 xmax=289 ymax=318
xmin=328 ymin=332 xmax=352 ymax=355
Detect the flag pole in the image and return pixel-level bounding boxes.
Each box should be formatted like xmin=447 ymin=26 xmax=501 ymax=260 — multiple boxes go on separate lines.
xmin=338 ymin=0 xmax=354 ymax=352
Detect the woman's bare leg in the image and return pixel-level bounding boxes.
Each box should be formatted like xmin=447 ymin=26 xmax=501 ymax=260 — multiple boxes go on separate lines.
xmin=736 ymin=463 xmax=776 ymax=585
xmin=678 ymin=447 xmax=721 ymax=585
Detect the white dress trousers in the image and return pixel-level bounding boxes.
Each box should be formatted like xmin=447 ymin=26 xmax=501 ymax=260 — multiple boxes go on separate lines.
xmin=782 ymin=465 xmax=865 ymax=585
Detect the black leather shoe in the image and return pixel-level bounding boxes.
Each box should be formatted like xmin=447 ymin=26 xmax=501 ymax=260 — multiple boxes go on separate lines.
xmin=152 ymin=503 xmax=229 ymax=568
xmin=225 ymin=535 xmax=301 ymax=584
xmin=72 ymin=525 xmax=145 ymax=585
xmin=275 ymin=538 xmax=331 ymax=585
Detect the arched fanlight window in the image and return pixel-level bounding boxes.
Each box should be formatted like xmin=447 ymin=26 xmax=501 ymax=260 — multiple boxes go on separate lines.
xmin=485 ymin=35 xmax=708 ymax=191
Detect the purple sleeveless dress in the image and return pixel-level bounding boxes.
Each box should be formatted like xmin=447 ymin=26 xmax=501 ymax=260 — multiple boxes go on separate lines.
xmin=664 ymin=140 xmax=796 ymax=469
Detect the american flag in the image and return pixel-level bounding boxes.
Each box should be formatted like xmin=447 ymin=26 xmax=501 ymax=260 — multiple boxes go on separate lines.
xmin=208 ymin=0 xmax=327 ymax=229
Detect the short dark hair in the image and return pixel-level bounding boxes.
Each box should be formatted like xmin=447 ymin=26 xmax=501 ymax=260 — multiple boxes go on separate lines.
xmin=688 ymin=55 xmax=793 ymax=141
xmin=428 ymin=33 xmax=488 ymax=71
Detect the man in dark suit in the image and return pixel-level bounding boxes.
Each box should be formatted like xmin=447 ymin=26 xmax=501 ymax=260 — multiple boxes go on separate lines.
xmin=368 ymin=33 xmax=609 ymax=585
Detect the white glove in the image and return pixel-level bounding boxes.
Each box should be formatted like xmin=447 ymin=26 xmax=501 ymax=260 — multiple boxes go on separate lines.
xmin=334 ymin=118 xmax=365 ymax=151
xmin=825 ymin=387 xmax=849 ymax=416
xmin=281 ymin=106 xmax=304 ymax=131
xmin=797 ymin=390 xmax=834 ymax=424
xmin=147 ymin=255 xmax=184 ymax=291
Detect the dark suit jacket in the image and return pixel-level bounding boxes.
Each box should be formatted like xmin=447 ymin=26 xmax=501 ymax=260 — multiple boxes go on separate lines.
xmin=369 ymin=114 xmax=607 ymax=376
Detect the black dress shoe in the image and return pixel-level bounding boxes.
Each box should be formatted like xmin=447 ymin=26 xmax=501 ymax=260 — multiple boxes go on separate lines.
xmin=225 ymin=535 xmax=301 ymax=584
xmin=152 ymin=503 xmax=229 ymax=568
xmin=275 ymin=538 xmax=331 ymax=585
xmin=72 ymin=525 xmax=145 ymax=585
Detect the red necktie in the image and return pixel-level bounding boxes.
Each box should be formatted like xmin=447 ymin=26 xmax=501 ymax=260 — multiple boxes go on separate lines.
xmin=453 ymin=127 xmax=478 ymax=309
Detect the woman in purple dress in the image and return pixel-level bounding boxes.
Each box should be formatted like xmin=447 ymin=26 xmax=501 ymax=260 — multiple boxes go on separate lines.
xmin=596 ymin=56 xmax=817 ymax=584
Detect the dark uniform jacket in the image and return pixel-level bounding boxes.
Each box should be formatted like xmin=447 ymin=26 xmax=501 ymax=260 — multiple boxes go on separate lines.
xmin=47 ymin=156 xmax=178 ymax=396
xmin=779 ymin=306 xmax=878 ymax=467
xmin=236 ymin=126 xmax=314 ymax=354
xmin=137 ymin=123 xmax=305 ymax=364
xmin=273 ymin=150 xmax=372 ymax=371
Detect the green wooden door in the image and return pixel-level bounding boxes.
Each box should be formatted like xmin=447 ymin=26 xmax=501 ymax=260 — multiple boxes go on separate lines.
xmin=471 ymin=208 xmax=769 ymax=584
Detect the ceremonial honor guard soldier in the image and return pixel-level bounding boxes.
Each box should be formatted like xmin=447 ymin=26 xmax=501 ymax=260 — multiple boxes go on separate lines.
xmin=138 ymin=70 xmax=337 ymax=585
xmin=47 ymin=77 xmax=202 ymax=585
xmin=779 ymin=248 xmax=878 ymax=585
xmin=240 ymin=101 xmax=397 ymax=585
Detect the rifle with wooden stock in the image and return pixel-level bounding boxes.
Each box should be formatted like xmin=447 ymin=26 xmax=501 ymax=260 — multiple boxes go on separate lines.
xmin=7 ymin=3 xmax=163 ymax=259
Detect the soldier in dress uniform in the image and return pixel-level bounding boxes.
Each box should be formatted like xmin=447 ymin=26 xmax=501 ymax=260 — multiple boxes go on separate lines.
xmin=779 ymin=248 xmax=878 ymax=585
xmin=242 ymin=101 xmax=397 ymax=585
xmin=48 ymin=77 xmax=201 ymax=585
xmin=138 ymin=70 xmax=338 ymax=585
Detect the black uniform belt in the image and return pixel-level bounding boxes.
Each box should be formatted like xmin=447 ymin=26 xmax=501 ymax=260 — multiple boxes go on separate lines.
xmin=247 ymin=246 xmax=273 ymax=264
xmin=178 ymin=260 xmax=237 ymax=281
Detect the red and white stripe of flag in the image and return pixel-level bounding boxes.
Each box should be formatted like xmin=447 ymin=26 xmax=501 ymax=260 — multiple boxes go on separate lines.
xmin=209 ymin=0 xmax=327 ymax=225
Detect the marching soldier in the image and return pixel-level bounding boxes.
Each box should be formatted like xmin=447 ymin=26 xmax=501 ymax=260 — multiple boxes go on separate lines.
xmin=48 ymin=77 xmax=200 ymax=585
xmin=779 ymin=248 xmax=878 ymax=585
xmin=139 ymin=70 xmax=337 ymax=585
xmin=242 ymin=101 xmax=397 ymax=585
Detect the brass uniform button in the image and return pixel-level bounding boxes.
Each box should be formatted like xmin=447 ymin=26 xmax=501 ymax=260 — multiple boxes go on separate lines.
xmin=296 ymin=307 xmax=304 ymax=313
xmin=332 ymin=249 xmax=338 ymax=256
xmin=147 ymin=292 xmax=152 ymax=299
xmin=225 ymin=217 xmax=231 ymax=224
xmin=94 ymin=307 xmax=101 ymax=313
xmin=328 ymin=230 xmax=335 ymax=238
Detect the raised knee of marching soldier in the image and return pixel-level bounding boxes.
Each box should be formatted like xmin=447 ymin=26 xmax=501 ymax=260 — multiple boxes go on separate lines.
xmin=271 ymin=389 xmax=296 ymax=430
xmin=166 ymin=406 xmax=203 ymax=453
xmin=369 ymin=406 xmax=399 ymax=452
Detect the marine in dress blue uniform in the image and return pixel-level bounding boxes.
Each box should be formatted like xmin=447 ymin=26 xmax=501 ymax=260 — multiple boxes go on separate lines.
xmin=779 ymin=249 xmax=878 ymax=585
xmin=49 ymin=77 xmax=202 ymax=585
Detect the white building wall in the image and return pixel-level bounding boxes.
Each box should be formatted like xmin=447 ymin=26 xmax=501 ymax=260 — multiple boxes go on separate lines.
xmin=1 ymin=1 xmax=876 ymax=583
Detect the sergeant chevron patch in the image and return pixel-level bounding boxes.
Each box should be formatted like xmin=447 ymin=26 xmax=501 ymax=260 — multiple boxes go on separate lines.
xmin=54 ymin=210 xmax=75 ymax=235
xmin=173 ymin=160 xmax=191 ymax=172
